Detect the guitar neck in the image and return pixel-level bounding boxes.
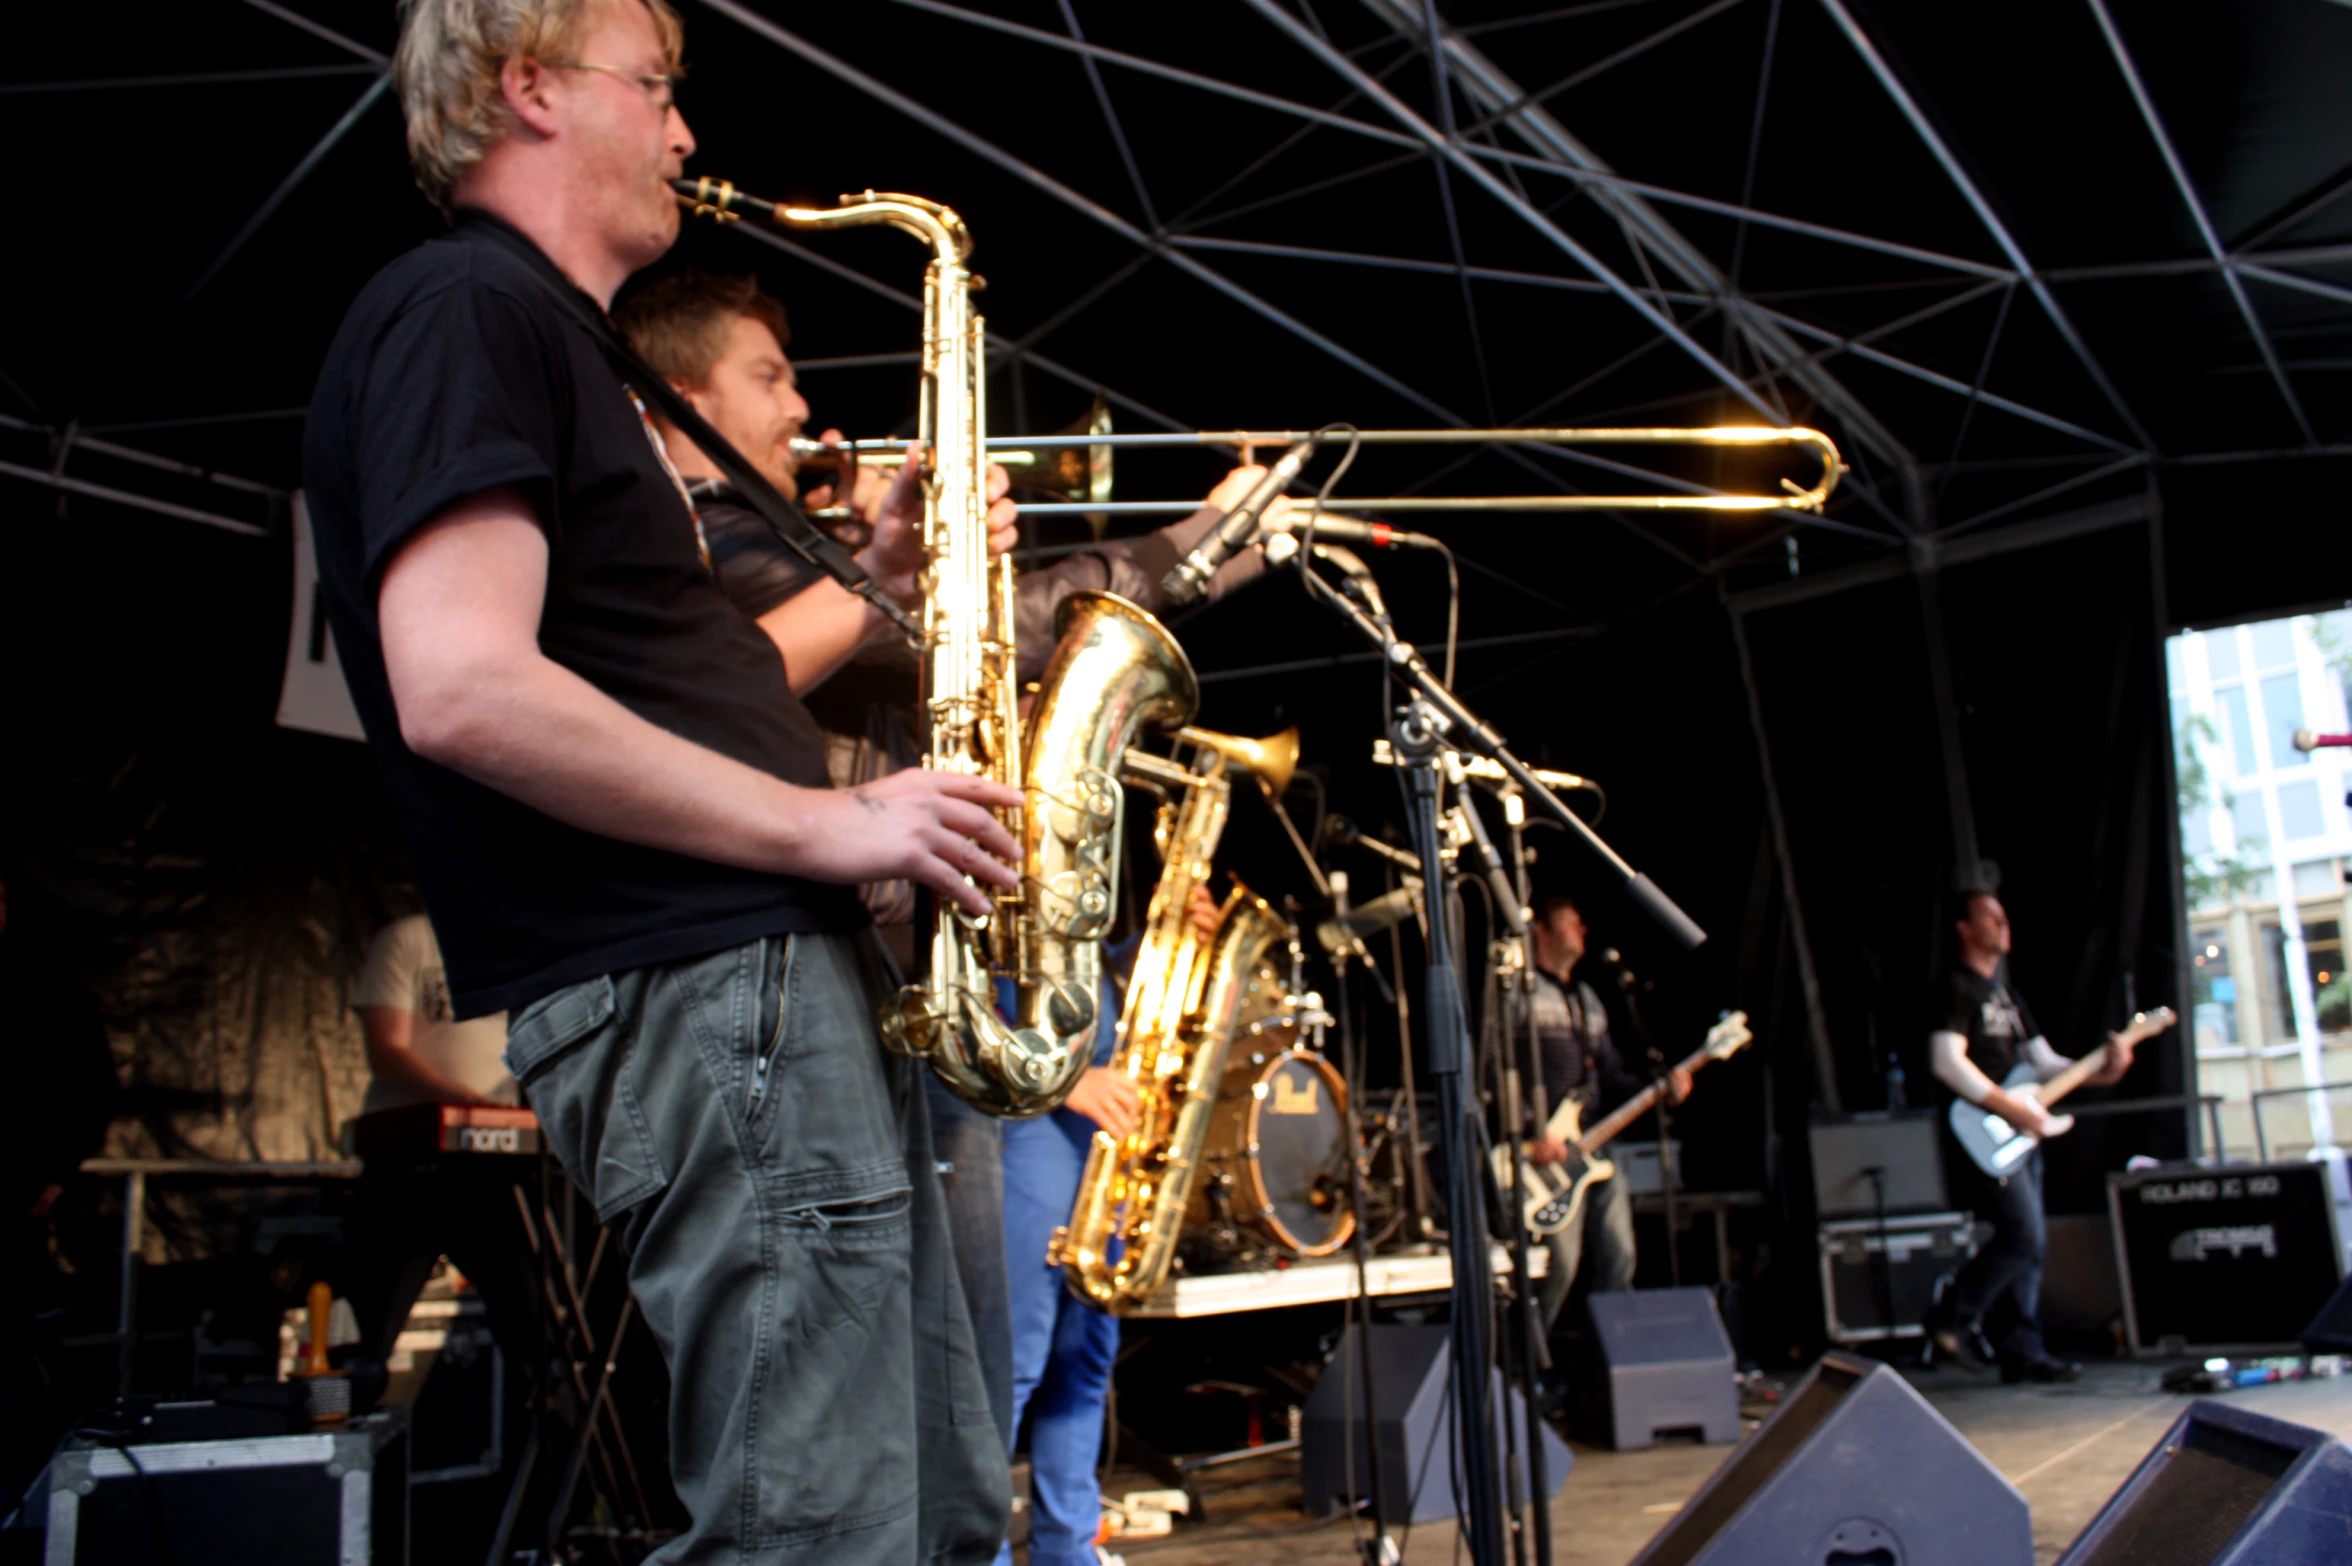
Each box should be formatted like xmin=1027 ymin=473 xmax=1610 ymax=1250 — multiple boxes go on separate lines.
xmin=2033 ymin=1052 xmax=2105 ymax=1112
xmin=1577 ymin=1039 xmax=1713 ymax=1154
xmin=2033 ymin=1010 xmax=2169 ymax=1111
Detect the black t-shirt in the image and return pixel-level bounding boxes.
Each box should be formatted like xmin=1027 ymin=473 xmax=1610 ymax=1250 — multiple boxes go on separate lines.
xmin=1937 ymin=968 xmax=2040 ymax=1088
xmin=302 ymin=211 xmax=860 ymax=1018
xmin=1531 ymin=969 xmax=1642 ymax=1120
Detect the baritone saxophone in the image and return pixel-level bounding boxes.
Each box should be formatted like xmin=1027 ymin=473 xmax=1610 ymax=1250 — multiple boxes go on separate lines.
xmin=1054 ymin=726 xmax=1300 ymax=1308
xmin=675 ymin=177 xmax=1197 ymax=1118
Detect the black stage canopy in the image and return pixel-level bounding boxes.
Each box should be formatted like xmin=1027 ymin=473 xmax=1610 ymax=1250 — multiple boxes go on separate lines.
xmin=5 ymin=1 xmax=2348 ymax=1198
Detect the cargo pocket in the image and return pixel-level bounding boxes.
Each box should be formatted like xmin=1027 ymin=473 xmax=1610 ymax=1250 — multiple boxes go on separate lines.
xmin=506 ymin=974 xmax=670 ymax=1223
xmin=747 ymin=1171 xmax=919 ymax=1549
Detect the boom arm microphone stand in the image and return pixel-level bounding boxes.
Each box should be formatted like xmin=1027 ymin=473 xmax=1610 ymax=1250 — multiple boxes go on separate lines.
xmin=1289 ymin=543 xmax=1707 ymax=1566
xmin=1451 ymin=770 xmax=1554 ymax=1566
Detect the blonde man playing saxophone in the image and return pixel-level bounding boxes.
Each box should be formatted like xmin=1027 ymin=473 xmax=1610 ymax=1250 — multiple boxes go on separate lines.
xmin=304 ymin=1 xmax=1014 ymax=1558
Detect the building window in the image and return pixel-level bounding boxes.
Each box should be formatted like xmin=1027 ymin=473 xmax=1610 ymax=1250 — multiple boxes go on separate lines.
xmin=2217 ymin=685 xmax=2259 ymax=777
xmin=2206 ymin=628 xmax=2242 ymax=681
xmin=2262 ymin=673 xmax=2307 ymax=769
xmin=2183 ymin=804 xmax=2213 ymax=859
xmin=2308 ymin=916 xmax=2348 ymax=1034
xmin=2293 ymin=859 xmax=2344 ymax=900
xmin=2278 ymin=780 xmax=2325 ymax=841
xmin=2251 ymin=619 xmax=2296 ymax=670
xmin=2191 ymin=925 xmax=2238 ymax=1050
xmin=2231 ymin=791 xmax=2269 ymax=856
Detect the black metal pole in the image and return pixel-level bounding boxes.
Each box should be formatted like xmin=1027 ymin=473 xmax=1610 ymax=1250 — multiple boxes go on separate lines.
xmin=1500 ymin=802 xmax=1557 ymax=1566
xmin=1456 ymin=780 xmax=1555 ymax=1566
xmin=1395 ymin=703 xmax=1506 ymax=1566
xmin=1286 ymin=546 xmax=1704 ymax=1566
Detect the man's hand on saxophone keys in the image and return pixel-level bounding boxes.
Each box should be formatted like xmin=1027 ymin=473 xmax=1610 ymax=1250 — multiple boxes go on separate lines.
xmin=790 ymin=769 xmax=1025 ymax=916
xmin=852 ymin=442 xmax=1023 ymax=605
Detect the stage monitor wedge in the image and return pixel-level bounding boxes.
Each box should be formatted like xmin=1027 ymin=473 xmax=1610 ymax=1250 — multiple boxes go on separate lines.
xmin=2056 ymin=1399 xmax=2352 ymax=1566
xmin=2303 ymin=1267 xmax=2352 ymax=1353
xmin=1627 ymin=1352 xmax=2030 ymax=1566
xmin=1299 ymin=1323 xmax=1571 ymax=1525
xmin=1574 ymin=1287 xmax=1741 ymax=1450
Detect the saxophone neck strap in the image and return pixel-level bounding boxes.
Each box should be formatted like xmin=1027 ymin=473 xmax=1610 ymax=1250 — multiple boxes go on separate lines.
xmin=457 ymin=212 xmax=918 ymax=638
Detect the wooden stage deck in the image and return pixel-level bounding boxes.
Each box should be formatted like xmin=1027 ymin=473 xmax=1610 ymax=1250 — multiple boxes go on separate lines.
xmin=1088 ymin=1360 xmax=2352 ymax=1566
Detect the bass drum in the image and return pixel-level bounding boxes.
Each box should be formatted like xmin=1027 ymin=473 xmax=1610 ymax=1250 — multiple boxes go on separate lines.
xmin=1190 ymin=1042 xmax=1358 ymax=1259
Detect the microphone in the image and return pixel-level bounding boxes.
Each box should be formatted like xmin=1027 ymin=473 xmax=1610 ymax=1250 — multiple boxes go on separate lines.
xmin=1157 ymin=436 xmax=1318 ymax=609
xmin=1597 ymin=947 xmax=1638 ymax=991
xmin=1299 ymin=515 xmax=1443 ymax=550
xmin=1323 ymin=814 xmax=1423 ymax=872
xmin=1315 ymin=884 xmax=1423 ymax=958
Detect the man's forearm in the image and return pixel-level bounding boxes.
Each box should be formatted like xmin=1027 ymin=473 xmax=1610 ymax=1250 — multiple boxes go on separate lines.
xmin=404 ymin=648 xmax=823 ymax=875
xmin=758 ymin=580 xmax=889 ymax=695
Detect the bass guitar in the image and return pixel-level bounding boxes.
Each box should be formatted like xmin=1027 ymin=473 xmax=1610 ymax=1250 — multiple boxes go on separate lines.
xmin=1944 ymin=1006 xmax=2175 ymax=1178
xmin=1496 ymin=1010 xmax=1752 ymax=1238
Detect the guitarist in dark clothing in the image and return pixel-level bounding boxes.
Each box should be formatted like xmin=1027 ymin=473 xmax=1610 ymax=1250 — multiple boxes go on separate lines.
xmin=1924 ymin=889 xmax=2135 ymax=1382
xmin=1528 ymin=895 xmax=1689 ymax=1329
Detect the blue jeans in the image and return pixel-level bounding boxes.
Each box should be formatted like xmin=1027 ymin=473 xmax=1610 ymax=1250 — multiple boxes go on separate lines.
xmin=1947 ymin=1147 xmax=2049 ymax=1364
xmin=1538 ymin=1166 xmax=1637 ymax=1330
xmin=505 ymin=931 xmax=1008 ymax=1565
xmin=995 ymin=1110 xmax=1118 ymax=1566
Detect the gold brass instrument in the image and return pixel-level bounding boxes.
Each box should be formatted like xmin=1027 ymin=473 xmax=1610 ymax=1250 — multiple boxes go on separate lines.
xmin=790 ymin=398 xmax=1114 ymax=517
xmin=1054 ymin=725 xmax=1300 ymax=1309
xmin=677 ymin=177 xmax=1198 ymax=1118
xmin=794 ymin=425 xmax=1845 ymax=516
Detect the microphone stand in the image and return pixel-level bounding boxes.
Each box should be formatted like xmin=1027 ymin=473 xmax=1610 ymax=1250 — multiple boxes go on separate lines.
xmin=1617 ymin=964 xmax=1681 ymax=1289
xmin=1451 ymin=773 xmax=1554 ymax=1566
xmin=1290 ymin=552 xmax=1706 ymax=1566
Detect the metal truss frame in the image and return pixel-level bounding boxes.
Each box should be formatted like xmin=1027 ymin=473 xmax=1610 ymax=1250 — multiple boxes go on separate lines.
xmin=9 ymin=0 xmax=2349 ymax=578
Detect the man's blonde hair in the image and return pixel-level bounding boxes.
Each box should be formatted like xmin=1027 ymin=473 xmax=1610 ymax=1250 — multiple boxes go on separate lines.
xmin=394 ymin=0 xmax=684 ymax=216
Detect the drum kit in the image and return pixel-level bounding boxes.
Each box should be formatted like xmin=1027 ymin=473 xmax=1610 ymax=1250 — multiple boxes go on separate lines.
xmin=1178 ymin=954 xmax=1433 ymax=1277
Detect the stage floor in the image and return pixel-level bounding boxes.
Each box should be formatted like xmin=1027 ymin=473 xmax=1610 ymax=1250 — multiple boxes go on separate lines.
xmin=1100 ymin=1361 xmax=2352 ymax=1566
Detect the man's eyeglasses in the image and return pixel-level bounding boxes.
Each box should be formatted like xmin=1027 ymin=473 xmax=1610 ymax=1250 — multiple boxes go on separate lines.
xmin=544 ymin=60 xmax=681 ymax=111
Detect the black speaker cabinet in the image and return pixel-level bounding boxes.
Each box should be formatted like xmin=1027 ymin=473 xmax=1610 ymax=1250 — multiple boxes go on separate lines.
xmin=2108 ymin=1161 xmax=2345 ymax=1353
xmin=1627 ymin=1352 xmax=2030 ymax=1566
xmin=1573 ymin=1287 xmax=1741 ymax=1450
xmin=1299 ymin=1323 xmax=1572 ymax=1525
xmin=2057 ymin=1399 xmax=2352 ymax=1565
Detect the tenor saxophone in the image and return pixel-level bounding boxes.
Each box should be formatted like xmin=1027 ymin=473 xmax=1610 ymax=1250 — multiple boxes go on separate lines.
xmin=676 ymin=178 xmax=1197 ymax=1117
xmin=1054 ymin=727 xmax=1299 ymax=1308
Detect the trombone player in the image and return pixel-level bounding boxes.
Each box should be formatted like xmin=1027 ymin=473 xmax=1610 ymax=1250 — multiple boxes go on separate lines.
xmin=616 ymin=266 xmax=1307 ymax=1453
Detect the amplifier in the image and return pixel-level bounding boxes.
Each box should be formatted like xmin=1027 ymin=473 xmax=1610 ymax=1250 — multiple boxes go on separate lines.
xmin=1818 ymin=1212 xmax=1978 ymax=1343
xmin=351 ymin=1102 xmax=540 ymax=1162
xmin=2109 ymin=1161 xmax=2346 ymax=1355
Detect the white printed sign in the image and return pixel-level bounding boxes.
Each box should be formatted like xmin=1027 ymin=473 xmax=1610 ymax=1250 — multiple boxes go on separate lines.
xmin=276 ymin=492 xmax=367 ymax=742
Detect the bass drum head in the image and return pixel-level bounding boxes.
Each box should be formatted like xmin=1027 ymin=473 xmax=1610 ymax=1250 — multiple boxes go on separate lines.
xmin=1242 ymin=1050 xmax=1356 ymax=1257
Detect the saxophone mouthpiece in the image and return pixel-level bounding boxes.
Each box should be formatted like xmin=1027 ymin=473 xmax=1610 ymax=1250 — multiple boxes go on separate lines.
xmin=672 ymin=176 xmax=756 ymax=223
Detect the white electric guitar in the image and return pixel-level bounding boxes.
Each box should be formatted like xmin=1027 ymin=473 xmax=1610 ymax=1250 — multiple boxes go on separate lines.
xmin=1496 ymin=1011 xmax=1752 ymax=1238
xmin=1945 ymin=1006 xmax=2176 ymax=1178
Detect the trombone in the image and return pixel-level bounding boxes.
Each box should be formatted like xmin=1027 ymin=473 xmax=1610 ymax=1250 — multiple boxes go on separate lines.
xmin=793 ymin=425 xmax=1843 ymax=516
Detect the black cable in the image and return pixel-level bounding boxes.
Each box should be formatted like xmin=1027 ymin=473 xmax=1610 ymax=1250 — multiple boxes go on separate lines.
xmin=64 ymin=1420 xmax=174 ymax=1566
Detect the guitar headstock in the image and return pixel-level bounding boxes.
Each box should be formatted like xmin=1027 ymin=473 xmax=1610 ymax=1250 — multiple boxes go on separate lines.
xmin=1704 ymin=1010 xmax=1754 ymax=1061
xmin=2120 ymin=1005 xmax=2178 ymax=1045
